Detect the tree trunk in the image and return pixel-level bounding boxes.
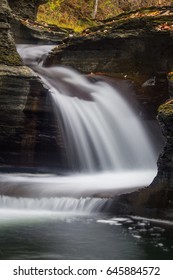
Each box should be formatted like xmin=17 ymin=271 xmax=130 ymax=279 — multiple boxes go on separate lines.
xmin=92 ymin=0 xmax=99 ymax=20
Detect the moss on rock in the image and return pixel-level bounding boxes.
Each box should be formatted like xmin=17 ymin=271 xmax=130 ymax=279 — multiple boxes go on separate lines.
xmin=158 ymin=101 xmax=173 ymax=116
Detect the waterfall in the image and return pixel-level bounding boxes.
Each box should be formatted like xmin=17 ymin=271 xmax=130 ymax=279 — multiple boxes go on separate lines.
xmin=17 ymin=45 xmax=157 ymax=173
xmin=0 ymin=45 xmax=158 ymax=214
xmin=0 ymin=195 xmax=108 ymax=213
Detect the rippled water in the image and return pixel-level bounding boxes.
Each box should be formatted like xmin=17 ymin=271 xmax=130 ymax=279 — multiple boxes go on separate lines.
xmin=0 ymin=211 xmax=172 ymax=260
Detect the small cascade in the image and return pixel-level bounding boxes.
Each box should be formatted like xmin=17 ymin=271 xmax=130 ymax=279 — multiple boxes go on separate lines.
xmin=0 ymin=195 xmax=108 ymax=213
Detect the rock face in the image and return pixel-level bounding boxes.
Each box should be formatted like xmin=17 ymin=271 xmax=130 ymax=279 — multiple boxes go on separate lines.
xmin=7 ymin=0 xmax=73 ymax=44
xmin=109 ymin=98 xmax=173 ymax=218
xmin=0 ymin=0 xmax=65 ymax=170
xmin=11 ymin=18 xmax=74 ymax=44
xmin=8 ymin=0 xmax=48 ymax=21
xmin=45 ymin=6 xmax=173 ymax=77
xmin=0 ymin=0 xmax=23 ymax=65
xmin=110 ymin=177 xmax=173 ymax=218
xmin=157 ymin=100 xmax=173 ymax=185
xmin=0 ymin=66 xmax=65 ymax=170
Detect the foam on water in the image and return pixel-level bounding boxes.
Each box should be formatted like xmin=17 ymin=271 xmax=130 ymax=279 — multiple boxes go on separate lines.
xmin=0 ymin=170 xmax=156 ymax=198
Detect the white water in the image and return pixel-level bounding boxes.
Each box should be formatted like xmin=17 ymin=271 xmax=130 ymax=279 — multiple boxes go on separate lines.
xmin=0 ymin=45 xmax=159 ymax=214
xmin=0 ymin=195 xmax=107 ymax=213
xmin=17 ymin=45 xmax=157 ymax=172
xmin=0 ymin=171 xmax=155 ymax=198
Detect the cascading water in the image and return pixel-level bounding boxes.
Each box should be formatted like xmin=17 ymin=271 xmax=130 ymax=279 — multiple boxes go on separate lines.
xmin=0 ymin=44 xmax=158 ymax=214
xmin=41 ymin=66 xmax=156 ymax=172
xmin=1 ymin=45 xmax=171 ymax=261
xmin=18 ymin=44 xmax=157 ymax=173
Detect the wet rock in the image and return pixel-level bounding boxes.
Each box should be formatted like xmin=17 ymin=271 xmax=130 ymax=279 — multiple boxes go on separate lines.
xmin=0 ymin=65 xmax=65 ymax=169
xmin=110 ymin=98 xmax=173 ymax=218
xmin=157 ymin=100 xmax=173 ymax=185
xmin=0 ymin=0 xmax=65 ymax=170
xmin=110 ymin=178 xmax=172 ymax=218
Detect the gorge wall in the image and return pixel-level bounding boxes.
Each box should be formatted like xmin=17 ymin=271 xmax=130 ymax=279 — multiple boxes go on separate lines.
xmin=0 ymin=0 xmax=65 ymax=171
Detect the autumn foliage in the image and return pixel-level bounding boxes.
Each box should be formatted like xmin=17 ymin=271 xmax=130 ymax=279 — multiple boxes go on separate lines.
xmin=37 ymin=0 xmax=173 ymax=31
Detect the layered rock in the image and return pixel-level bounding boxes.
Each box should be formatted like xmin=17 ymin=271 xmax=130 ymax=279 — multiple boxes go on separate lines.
xmin=8 ymin=0 xmax=48 ymax=21
xmin=0 ymin=0 xmax=65 ymax=170
xmin=7 ymin=0 xmax=73 ymax=44
xmin=10 ymin=18 xmax=74 ymax=44
xmin=0 ymin=66 xmax=65 ymax=170
xmin=0 ymin=0 xmax=22 ymax=65
xmin=45 ymin=6 xmax=173 ymax=77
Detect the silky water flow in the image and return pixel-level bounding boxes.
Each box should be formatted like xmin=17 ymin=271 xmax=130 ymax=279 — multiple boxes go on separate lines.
xmin=0 ymin=44 xmax=158 ymax=213
xmin=0 ymin=45 xmax=170 ymax=260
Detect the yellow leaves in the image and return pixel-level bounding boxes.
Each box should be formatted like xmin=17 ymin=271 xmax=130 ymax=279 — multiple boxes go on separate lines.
xmin=148 ymin=11 xmax=160 ymax=17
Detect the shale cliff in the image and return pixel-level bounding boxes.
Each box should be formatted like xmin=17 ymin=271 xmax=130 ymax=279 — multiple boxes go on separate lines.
xmin=0 ymin=0 xmax=22 ymax=66
xmin=45 ymin=6 xmax=173 ymax=77
xmin=7 ymin=0 xmax=73 ymax=44
xmin=0 ymin=0 xmax=64 ymax=170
